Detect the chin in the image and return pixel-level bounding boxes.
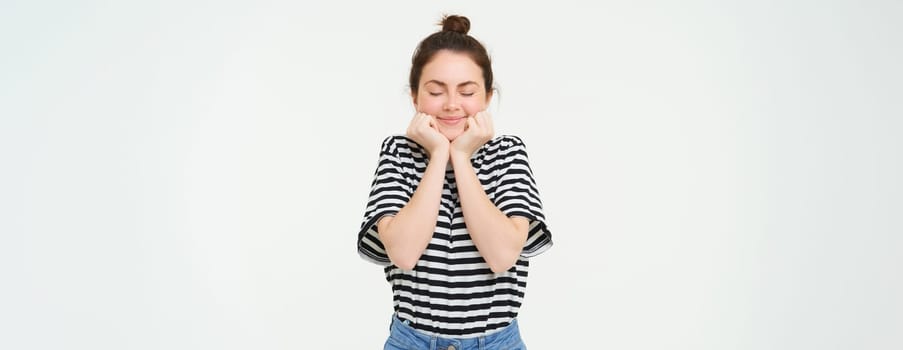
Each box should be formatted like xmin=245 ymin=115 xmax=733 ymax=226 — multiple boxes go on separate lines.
xmin=443 ymin=131 xmax=464 ymax=141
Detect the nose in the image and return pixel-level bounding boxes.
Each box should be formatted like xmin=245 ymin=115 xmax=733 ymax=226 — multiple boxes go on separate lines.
xmin=443 ymin=95 xmax=460 ymax=111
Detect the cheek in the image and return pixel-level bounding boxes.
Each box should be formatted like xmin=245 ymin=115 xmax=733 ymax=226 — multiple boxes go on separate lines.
xmin=463 ymin=99 xmax=488 ymax=115
xmin=415 ymin=96 xmax=443 ymax=114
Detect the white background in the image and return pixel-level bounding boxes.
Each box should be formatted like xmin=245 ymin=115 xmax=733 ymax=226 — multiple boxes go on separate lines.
xmin=2 ymin=1 xmax=901 ymax=349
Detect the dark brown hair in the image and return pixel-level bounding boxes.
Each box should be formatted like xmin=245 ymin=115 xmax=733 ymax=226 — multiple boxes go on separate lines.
xmin=409 ymin=15 xmax=493 ymax=95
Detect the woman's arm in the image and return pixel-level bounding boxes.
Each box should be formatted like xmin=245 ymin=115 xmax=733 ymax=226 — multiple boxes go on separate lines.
xmin=377 ymin=113 xmax=450 ymax=270
xmin=450 ymin=112 xmax=528 ymax=273
xmin=377 ymin=150 xmax=447 ymax=270
xmin=451 ymin=153 xmax=529 ymax=273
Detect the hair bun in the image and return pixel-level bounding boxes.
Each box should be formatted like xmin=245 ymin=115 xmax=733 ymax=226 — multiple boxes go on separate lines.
xmin=441 ymin=15 xmax=470 ymax=34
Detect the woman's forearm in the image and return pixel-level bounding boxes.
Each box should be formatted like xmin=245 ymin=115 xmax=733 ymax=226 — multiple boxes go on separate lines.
xmin=451 ymin=153 xmax=528 ymax=273
xmin=378 ymin=151 xmax=449 ymax=270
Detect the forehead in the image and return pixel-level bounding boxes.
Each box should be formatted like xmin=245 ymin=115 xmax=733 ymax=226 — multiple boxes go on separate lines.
xmin=421 ymin=50 xmax=483 ymax=87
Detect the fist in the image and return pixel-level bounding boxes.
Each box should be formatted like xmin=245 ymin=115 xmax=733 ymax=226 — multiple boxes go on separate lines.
xmin=450 ymin=111 xmax=494 ymax=159
xmin=405 ymin=112 xmax=449 ymax=157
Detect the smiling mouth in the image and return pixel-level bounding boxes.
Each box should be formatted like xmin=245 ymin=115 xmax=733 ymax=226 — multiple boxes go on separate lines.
xmin=437 ymin=117 xmax=465 ymax=126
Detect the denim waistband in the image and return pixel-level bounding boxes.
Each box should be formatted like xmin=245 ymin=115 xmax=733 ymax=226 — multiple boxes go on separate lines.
xmin=386 ymin=315 xmax=524 ymax=350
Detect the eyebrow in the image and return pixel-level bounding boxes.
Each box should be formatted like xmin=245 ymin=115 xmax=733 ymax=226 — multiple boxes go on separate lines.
xmin=424 ymin=80 xmax=480 ymax=88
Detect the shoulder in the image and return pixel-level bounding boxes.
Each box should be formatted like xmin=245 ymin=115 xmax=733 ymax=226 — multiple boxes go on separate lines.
xmin=379 ymin=135 xmax=421 ymax=154
xmin=485 ymin=134 xmax=529 ymax=155
xmin=475 ymin=135 xmax=530 ymax=166
xmin=486 ymin=134 xmax=526 ymax=148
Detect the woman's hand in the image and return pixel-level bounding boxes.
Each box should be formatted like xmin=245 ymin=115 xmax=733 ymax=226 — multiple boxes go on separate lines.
xmin=406 ymin=112 xmax=449 ymax=157
xmin=450 ymin=111 xmax=494 ymax=160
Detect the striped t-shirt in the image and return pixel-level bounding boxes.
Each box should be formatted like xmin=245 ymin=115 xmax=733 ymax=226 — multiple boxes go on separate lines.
xmin=358 ymin=134 xmax=553 ymax=338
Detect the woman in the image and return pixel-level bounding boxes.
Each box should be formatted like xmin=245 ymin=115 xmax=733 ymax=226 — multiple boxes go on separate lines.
xmin=358 ymin=14 xmax=553 ymax=350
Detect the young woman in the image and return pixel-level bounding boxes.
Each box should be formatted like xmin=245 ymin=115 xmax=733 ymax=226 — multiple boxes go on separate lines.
xmin=358 ymin=14 xmax=553 ymax=350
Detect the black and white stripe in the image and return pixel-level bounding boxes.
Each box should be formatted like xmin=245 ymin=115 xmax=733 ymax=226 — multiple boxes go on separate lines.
xmin=358 ymin=135 xmax=552 ymax=338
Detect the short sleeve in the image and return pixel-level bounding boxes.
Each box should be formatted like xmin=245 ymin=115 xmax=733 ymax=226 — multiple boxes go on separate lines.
xmin=357 ymin=136 xmax=413 ymax=265
xmin=492 ymin=136 xmax=553 ymax=258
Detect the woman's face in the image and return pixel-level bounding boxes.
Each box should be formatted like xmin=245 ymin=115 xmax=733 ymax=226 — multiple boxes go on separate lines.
xmin=413 ymin=50 xmax=492 ymax=141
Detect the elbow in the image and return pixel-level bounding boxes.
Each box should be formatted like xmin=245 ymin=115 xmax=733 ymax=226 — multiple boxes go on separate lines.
xmin=393 ymin=259 xmax=418 ymax=271
xmin=485 ymin=242 xmax=525 ymax=274
xmin=488 ymin=264 xmax=513 ymax=274
xmin=485 ymin=218 xmax=530 ymax=274
xmin=387 ymin=251 xmax=419 ymax=271
xmin=486 ymin=256 xmax=519 ymax=274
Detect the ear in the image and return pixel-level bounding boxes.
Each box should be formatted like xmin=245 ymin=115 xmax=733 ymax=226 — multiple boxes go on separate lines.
xmin=410 ymin=90 xmax=418 ymax=106
xmin=485 ymin=89 xmax=493 ymax=103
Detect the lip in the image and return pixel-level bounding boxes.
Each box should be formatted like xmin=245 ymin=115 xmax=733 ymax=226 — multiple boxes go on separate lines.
xmin=437 ymin=116 xmax=466 ymax=126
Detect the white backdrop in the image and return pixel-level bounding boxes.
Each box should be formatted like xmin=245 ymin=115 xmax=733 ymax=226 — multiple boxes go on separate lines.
xmin=2 ymin=1 xmax=901 ymax=349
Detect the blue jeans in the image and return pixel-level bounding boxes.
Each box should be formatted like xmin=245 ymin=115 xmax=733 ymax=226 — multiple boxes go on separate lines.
xmin=384 ymin=315 xmax=527 ymax=350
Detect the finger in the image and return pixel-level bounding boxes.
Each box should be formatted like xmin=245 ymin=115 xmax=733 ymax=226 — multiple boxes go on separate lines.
xmin=470 ymin=113 xmax=481 ymax=128
xmin=480 ymin=113 xmax=491 ymax=130
xmin=428 ymin=115 xmax=441 ymax=130
xmin=411 ymin=112 xmax=426 ymax=130
xmin=483 ymin=112 xmax=494 ymax=133
xmin=410 ymin=113 xmax=429 ymax=137
xmin=466 ymin=115 xmax=477 ymax=131
xmin=476 ymin=110 xmax=491 ymax=129
xmin=421 ymin=113 xmax=434 ymax=129
xmin=407 ymin=113 xmax=419 ymax=131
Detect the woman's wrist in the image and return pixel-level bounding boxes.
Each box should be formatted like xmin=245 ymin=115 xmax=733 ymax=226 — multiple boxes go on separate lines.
xmin=449 ymin=150 xmax=472 ymax=166
xmin=429 ymin=145 xmax=451 ymax=162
